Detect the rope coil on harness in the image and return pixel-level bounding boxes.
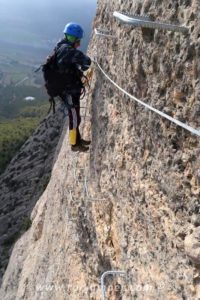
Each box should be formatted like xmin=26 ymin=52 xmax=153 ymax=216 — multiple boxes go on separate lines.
xmin=95 ymin=59 xmax=200 ymax=137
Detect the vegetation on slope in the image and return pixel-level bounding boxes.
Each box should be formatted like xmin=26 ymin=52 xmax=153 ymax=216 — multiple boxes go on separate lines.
xmin=0 ymin=83 xmax=49 ymax=174
xmin=0 ymin=104 xmax=48 ymax=174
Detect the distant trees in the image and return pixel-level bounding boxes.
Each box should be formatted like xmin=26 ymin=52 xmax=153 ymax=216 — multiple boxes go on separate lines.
xmin=0 ymin=83 xmax=49 ymax=173
xmin=0 ymin=106 xmax=48 ymax=174
xmin=0 ymin=118 xmax=39 ymax=173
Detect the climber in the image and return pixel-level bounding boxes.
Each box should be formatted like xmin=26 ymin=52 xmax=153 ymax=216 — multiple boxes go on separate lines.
xmin=47 ymin=23 xmax=91 ymax=152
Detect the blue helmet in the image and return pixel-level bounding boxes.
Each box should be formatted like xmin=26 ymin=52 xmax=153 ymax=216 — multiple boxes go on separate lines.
xmin=63 ymin=23 xmax=84 ymax=39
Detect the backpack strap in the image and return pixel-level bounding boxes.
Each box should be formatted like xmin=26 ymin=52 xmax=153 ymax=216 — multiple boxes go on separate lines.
xmin=48 ymin=97 xmax=56 ymax=114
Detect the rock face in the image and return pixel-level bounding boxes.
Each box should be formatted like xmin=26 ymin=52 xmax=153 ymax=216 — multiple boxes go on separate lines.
xmin=1 ymin=0 xmax=200 ymax=299
xmin=185 ymin=228 xmax=200 ymax=266
xmin=0 ymin=108 xmax=65 ymax=285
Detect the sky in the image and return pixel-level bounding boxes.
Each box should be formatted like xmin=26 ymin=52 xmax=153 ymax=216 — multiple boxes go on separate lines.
xmin=0 ymin=0 xmax=97 ymax=51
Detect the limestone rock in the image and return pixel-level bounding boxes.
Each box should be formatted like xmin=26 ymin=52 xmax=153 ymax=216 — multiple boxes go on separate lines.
xmin=185 ymin=228 xmax=200 ymax=266
xmin=1 ymin=0 xmax=200 ymax=299
xmin=0 ymin=108 xmax=65 ymax=285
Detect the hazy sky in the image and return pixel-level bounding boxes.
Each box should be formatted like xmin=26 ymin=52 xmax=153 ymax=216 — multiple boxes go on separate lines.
xmin=0 ymin=0 xmax=97 ymax=50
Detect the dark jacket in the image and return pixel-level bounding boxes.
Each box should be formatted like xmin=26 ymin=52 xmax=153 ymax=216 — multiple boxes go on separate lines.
xmin=55 ymin=39 xmax=91 ymax=94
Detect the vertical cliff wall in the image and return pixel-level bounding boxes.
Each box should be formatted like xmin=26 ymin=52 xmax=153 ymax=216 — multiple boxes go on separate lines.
xmin=0 ymin=109 xmax=65 ymax=286
xmin=1 ymin=0 xmax=200 ymax=299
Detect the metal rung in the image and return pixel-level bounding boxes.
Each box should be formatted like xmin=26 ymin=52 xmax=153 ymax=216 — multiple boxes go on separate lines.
xmin=101 ymin=270 xmax=126 ymax=300
xmin=83 ymin=176 xmax=105 ymax=198
xmin=69 ymin=190 xmax=74 ymax=201
xmin=86 ymin=198 xmax=108 ymax=202
xmin=95 ymin=28 xmax=110 ymax=34
xmin=113 ymin=11 xmax=188 ymax=33
xmin=120 ymin=12 xmax=150 ymax=21
xmin=95 ymin=28 xmax=115 ymax=38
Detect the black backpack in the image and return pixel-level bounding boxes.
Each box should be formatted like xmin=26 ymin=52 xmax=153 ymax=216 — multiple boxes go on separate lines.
xmin=42 ymin=47 xmax=85 ymax=113
xmin=42 ymin=50 xmax=69 ymax=97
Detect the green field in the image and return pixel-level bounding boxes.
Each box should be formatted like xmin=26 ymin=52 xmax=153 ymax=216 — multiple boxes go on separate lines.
xmin=0 ymin=103 xmax=48 ymax=173
xmin=0 ymin=68 xmax=49 ymax=174
xmin=0 ymin=30 xmax=51 ymax=174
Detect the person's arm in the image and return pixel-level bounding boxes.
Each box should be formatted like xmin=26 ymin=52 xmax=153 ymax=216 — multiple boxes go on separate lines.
xmin=71 ymin=49 xmax=91 ymax=71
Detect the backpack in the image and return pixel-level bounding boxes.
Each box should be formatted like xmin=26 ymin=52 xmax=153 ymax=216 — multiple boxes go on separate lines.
xmin=42 ymin=50 xmax=69 ymax=98
xmin=42 ymin=47 xmax=83 ymax=113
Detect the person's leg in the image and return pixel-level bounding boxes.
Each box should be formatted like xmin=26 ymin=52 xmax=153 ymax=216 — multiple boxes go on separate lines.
xmin=66 ymin=94 xmax=89 ymax=151
xmin=72 ymin=95 xmax=91 ymax=146
xmin=67 ymin=94 xmax=79 ymax=145
xmin=60 ymin=92 xmax=90 ymax=151
xmin=75 ymin=105 xmax=81 ymax=144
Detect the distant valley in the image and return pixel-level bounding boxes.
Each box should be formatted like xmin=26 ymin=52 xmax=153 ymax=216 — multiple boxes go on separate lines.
xmin=0 ymin=0 xmax=96 ymax=173
xmin=0 ymin=38 xmax=49 ymax=175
